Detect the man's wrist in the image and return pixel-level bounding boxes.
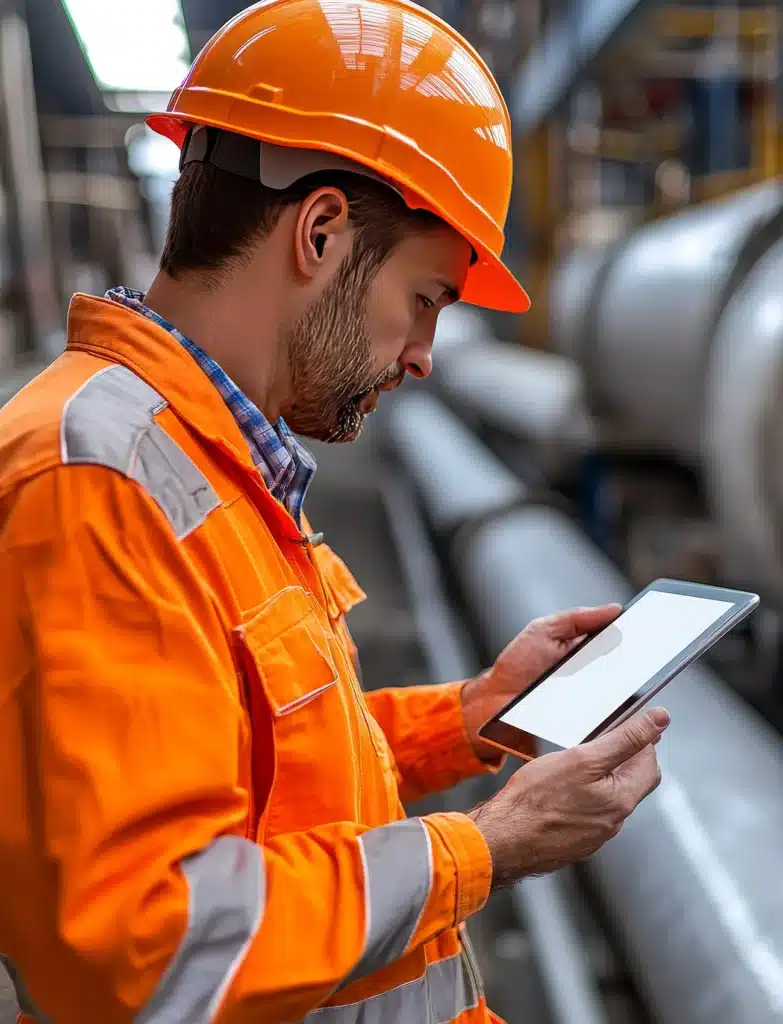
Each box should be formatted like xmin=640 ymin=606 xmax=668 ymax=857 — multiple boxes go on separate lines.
xmin=465 ymin=801 xmax=516 ymax=892
xmin=460 ymin=672 xmax=505 ymax=764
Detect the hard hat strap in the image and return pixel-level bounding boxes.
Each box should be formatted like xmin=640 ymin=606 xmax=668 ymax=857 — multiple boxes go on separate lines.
xmin=179 ymin=125 xmax=400 ymax=195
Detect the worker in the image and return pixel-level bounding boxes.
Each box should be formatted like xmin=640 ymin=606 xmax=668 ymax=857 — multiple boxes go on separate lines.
xmin=0 ymin=1 xmax=669 ymax=1021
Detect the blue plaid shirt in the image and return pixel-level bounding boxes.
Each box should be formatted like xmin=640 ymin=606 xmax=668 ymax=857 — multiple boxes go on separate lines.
xmin=107 ymin=287 xmax=316 ymax=527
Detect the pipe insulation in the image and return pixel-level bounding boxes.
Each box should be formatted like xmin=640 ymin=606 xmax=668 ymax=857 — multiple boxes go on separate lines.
xmin=383 ymin=390 xmax=783 ymax=1024
xmin=551 ymin=181 xmax=783 ymax=461
xmin=381 ymin=389 xmax=526 ymax=536
xmin=436 ymin=339 xmax=594 ymax=478
xmin=459 ymin=505 xmax=783 ymax=1024
xmin=379 ymin=445 xmax=610 ymax=1024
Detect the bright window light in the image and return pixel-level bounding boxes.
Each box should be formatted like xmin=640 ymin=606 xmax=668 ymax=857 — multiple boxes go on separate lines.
xmin=104 ymin=91 xmax=174 ymax=113
xmin=126 ymin=125 xmax=181 ymax=180
xmin=61 ymin=0 xmax=191 ymax=93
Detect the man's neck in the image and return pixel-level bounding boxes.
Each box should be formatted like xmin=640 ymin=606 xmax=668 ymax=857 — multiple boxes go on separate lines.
xmin=143 ymin=270 xmax=286 ymax=420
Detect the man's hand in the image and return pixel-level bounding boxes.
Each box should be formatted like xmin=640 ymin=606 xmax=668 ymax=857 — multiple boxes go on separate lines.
xmin=461 ymin=605 xmax=623 ymax=760
xmin=467 ymin=707 xmax=669 ymax=888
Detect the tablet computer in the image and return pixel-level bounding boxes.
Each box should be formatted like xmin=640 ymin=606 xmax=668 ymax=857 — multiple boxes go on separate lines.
xmin=477 ymin=578 xmax=759 ymax=760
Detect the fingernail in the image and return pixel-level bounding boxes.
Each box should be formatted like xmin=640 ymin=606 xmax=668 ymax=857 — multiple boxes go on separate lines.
xmin=648 ymin=707 xmax=671 ymax=728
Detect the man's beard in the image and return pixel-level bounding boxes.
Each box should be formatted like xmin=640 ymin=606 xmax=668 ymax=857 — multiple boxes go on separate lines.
xmin=282 ymin=250 xmax=403 ymax=443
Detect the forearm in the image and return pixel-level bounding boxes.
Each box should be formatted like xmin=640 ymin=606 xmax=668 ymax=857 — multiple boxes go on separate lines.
xmin=365 ymin=682 xmax=503 ymax=803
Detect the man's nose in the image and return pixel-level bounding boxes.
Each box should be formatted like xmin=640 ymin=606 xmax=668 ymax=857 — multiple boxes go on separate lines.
xmin=401 ymin=335 xmax=434 ymax=379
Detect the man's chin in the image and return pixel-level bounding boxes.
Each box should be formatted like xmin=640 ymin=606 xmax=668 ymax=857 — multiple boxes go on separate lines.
xmin=335 ymin=417 xmax=365 ymax=444
xmin=294 ymin=415 xmax=365 ymax=444
xmin=323 ymin=403 xmax=367 ymax=443
xmin=341 ymin=423 xmax=364 ymax=443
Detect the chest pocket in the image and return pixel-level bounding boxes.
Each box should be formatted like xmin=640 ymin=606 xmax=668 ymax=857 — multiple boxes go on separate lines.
xmin=237 ymin=586 xmax=362 ymax=838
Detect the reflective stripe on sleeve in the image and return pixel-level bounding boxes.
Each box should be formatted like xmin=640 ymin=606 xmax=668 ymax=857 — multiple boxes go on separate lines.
xmin=308 ymin=950 xmax=480 ymax=1023
xmin=61 ymin=364 xmax=221 ymax=540
xmin=343 ymin=818 xmax=433 ymax=986
xmin=136 ymin=835 xmax=264 ymax=1024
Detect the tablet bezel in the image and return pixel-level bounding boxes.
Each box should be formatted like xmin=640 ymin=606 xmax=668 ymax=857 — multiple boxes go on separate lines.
xmin=477 ymin=578 xmax=759 ymax=760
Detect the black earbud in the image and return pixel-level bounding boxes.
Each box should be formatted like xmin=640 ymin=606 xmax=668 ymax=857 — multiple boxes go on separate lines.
xmin=314 ymin=234 xmax=326 ymax=258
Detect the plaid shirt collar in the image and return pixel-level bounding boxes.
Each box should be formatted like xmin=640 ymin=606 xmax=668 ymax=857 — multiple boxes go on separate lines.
xmin=106 ymin=287 xmax=316 ymax=527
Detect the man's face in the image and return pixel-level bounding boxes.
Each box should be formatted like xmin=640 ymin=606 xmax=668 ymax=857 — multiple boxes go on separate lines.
xmin=282 ymin=225 xmax=472 ymax=442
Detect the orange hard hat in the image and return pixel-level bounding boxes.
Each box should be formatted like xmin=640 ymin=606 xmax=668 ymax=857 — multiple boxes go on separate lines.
xmin=148 ymin=0 xmax=530 ymax=313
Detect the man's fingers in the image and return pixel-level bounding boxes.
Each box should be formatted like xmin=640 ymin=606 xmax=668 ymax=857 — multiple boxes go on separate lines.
xmin=612 ymin=743 xmax=663 ymax=806
xmin=582 ymin=707 xmax=671 ymax=775
xmin=546 ymin=604 xmax=623 ymax=642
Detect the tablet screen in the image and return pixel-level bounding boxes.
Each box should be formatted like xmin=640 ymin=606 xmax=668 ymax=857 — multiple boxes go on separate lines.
xmin=499 ymin=590 xmax=734 ymax=748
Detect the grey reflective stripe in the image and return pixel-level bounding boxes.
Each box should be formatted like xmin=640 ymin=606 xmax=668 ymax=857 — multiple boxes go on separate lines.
xmin=343 ymin=818 xmax=433 ymax=986
xmin=306 ymin=950 xmax=480 ymax=1023
xmin=0 ymin=954 xmax=55 ymax=1024
xmin=136 ymin=835 xmax=264 ymax=1024
xmin=61 ymin=364 xmax=220 ymax=539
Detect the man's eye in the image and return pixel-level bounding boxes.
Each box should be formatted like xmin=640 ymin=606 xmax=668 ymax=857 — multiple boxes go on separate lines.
xmin=418 ymin=294 xmax=434 ymax=310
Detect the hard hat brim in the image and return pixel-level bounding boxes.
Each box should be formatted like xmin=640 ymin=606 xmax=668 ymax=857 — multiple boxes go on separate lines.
xmin=461 ymin=249 xmax=531 ymax=313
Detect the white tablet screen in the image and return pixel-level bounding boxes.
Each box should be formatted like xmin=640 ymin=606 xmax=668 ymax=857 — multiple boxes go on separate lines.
xmin=499 ymin=590 xmax=733 ymax=748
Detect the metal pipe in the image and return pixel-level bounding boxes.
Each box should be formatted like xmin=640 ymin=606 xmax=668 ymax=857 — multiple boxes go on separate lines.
xmin=438 ymin=341 xmax=588 ymax=442
xmin=380 ymin=391 xmax=526 ymax=536
xmin=511 ymin=881 xmax=608 ymax=1024
xmin=458 ymin=504 xmax=783 ymax=1024
xmin=435 ymin=338 xmax=594 ymax=478
xmin=551 ymin=182 xmax=783 ymax=461
xmin=383 ymin=393 xmax=783 ymax=1022
xmin=379 ymin=469 xmax=481 ymax=686
xmin=380 ymin=398 xmax=613 ymax=1024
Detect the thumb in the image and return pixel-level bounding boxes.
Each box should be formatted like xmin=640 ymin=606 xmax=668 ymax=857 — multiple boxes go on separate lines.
xmin=583 ymin=707 xmax=671 ymax=775
xmin=547 ymin=604 xmax=622 ymax=642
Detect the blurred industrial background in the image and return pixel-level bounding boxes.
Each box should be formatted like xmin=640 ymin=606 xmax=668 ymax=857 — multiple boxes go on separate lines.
xmin=4 ymin=0 xmax=783 ymax=1021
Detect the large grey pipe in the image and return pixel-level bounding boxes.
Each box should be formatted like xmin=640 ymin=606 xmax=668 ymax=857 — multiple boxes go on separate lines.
xmin=459 ymin=505 xmax=783 ymax=1023
xmin=385 ymin=390 xmax=783 ymax=1024
xmin=435 ymin=339 xmax=594 ymax=479
xmin=381 ymin=389 xmax=526 ymax=536
xmin=379 ymin=424 xmax=610 ymax=1024
xmin=551 ymin=182 xmax=783 ymax=462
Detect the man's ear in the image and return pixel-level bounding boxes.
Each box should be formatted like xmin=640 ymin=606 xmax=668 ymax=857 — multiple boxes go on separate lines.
xmin=294 ymin=187 xmax=352 ymax=281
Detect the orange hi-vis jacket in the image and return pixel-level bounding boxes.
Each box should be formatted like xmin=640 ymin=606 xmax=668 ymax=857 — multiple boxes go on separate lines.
xmin=0 ymin=294 xmax=503 ymax=1024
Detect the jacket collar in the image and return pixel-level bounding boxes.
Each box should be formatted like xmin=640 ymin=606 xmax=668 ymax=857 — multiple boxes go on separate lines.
xmin=66 ymin=292 xmax=257 ymax=471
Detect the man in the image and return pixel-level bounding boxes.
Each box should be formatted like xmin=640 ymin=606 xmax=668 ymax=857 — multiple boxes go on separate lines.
xmin=0 ymin=1 xmax=668 ymax=1021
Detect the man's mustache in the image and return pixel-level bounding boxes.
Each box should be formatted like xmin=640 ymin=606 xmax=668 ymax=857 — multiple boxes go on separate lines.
xmin=372 ymin=364 xmax=405 ymax=391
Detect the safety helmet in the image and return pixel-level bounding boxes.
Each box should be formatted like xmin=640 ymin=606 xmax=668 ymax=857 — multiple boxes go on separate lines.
xmin=147 ymin=0 xmax=530 ymax=313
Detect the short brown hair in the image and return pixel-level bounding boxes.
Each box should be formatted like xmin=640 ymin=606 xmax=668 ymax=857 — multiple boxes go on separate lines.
xmin=160 ymin=162 xmax=441 ymax=281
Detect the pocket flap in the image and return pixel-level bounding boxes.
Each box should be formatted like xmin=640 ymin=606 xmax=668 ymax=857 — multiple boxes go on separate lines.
xmin=312 ymin=544 xmax=367 ymax=617
xmin=239 ymin=587 xmax=337 ymax=716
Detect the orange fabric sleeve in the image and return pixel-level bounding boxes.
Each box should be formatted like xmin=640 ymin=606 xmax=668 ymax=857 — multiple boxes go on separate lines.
xmin=365 ymin=684 xmax=504 ymax=803
xmin=0 ymin=466 xmax=491 ymax=1024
